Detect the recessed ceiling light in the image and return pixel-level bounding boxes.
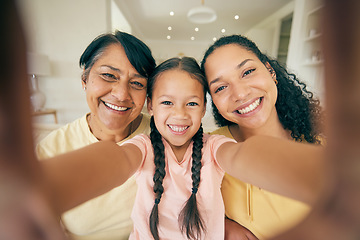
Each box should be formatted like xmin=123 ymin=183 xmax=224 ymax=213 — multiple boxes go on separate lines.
xmin=221 ymin=29 xmax=226 ymax=33
xmin=213 ymin=37 xmax=217 ymax=41
xmin=195 ymin=27 xmax=199 ymax=32
xmin=170 ymin=11 xmax=174 ymax=16
xmin=191 ymin=36 xmax=195 ymax=40
xmin=167 ymin=35 xmax=171 ymax=39
xmin=168 ymin=26 xmax=172 ymax=31
xmin=234 ymin=15 xmax=239 ymax=20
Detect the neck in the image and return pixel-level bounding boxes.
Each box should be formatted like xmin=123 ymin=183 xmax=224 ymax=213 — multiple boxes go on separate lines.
xmin=87 ymin=113 xmax=142 ymax=143
xmin=169 ymin=140 xmax=192 ymax=163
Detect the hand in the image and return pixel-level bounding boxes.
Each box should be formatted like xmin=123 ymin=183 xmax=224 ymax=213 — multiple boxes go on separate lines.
xmin=0 ymin=179 xmax=67 ymax=240
xmin=225 ymin=217 xmax=259 ymax=240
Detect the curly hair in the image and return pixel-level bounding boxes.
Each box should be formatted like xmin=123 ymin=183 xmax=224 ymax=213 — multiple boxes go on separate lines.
xmin=200 ymin=35 xmax=323 ymax=144
xmin=148 ymin=57 xmax=207 ymax=239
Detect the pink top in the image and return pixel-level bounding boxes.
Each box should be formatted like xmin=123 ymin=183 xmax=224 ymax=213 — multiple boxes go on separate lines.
xmin=124 ymin=133 xmax=235 ymax=240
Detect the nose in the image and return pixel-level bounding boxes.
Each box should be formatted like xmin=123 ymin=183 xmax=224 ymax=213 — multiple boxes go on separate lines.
xmin=111 ymin=81 xmax=131 ymax=101
xmin=230 ymin=80 xmax=251 ymax=102
xmin=172 ymin=105 xmax=188 ymax=119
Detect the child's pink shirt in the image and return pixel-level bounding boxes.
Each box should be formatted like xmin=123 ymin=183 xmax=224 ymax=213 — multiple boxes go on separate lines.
xmin=124 ymin=133 xmax=236 ymax=240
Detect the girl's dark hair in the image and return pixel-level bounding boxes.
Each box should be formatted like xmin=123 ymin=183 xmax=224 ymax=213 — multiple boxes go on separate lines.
xmin=201 ymin=35 xmax=323 ymax=144
xmin=148 ymin=57 xmax=207 ymax=240
xmin=79 ymin=30 xmax=156 ymax=81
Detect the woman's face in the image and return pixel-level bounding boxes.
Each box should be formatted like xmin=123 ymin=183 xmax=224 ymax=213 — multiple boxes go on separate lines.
xmin=204 ymin=44 xmax=278 ymax=130
xmin=83 ymin=43 xmax=147 ymax=132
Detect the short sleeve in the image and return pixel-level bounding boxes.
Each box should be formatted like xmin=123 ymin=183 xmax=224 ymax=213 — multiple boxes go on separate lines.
xmin=206 ymin=134 xmax=237 ymax=172
xmin=121 ymin=134 xmax=150 ymax=177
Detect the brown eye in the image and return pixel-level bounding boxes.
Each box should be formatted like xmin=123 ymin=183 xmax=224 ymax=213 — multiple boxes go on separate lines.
xmin=130 ymin=81 xmax=145 ymax=90
xmin=243 ymin=68 xmax=255 ymax=77
xmin=100 ymin=73 xmax=117 ymax=81
xmin=214 ymin=85 xmax=226 ymax=93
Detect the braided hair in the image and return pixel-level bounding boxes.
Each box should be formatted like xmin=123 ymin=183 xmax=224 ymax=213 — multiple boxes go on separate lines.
xmin=201 ymin=35 xmax=323 ymax=144
xmin=147 ymin=57 xmax=207 ymax=239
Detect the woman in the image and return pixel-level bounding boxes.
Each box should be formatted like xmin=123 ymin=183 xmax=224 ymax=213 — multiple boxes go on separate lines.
xmin=36 ymin=30 xmax=156 ymax=240
xmin=201 ymin=34 xmax=323 ymax=239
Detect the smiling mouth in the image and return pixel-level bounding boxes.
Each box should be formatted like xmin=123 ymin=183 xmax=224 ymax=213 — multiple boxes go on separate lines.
xmin=103 ymin=101 xmax=130 ymax=111
xmin=168 ymin=124 xmax=189 ymax=133
xmin=235 ymin=97 xmax=262 ymax=114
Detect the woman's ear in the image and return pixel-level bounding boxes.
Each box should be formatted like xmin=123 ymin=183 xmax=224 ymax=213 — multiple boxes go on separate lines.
xmin=81 ymin=70 xmax=87 ymax=90
xmin=147 ymin=97 xmax=154 ymax=116
xmin=265 ymin=62 xmax=276 ymax=79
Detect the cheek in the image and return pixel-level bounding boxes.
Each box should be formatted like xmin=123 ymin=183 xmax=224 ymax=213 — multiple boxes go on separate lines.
xmin=131 ymin=90 xmax=147 ymax=106
xmin=211 ymin=94 xmax=228 ymax=112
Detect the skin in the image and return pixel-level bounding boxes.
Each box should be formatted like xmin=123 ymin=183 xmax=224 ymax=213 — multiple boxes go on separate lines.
xmin=147 ymin=69 xmax=206 ymax=162
xmin=0 ymin=0 xmax=66 ymax=239
xmin=82 ymin=43 xmax=147 ymax=142
xmin=204 ymin=44 xmax=291 ymax=142
xmin=43 ymin=66 xmax=324 ymax=215
xmin=204 ymin=43 xmax=310 ymax=239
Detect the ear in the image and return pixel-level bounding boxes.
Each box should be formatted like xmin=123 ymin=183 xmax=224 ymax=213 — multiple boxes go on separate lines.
xmin=81 ymin=70 xmax=87 ymax=89
xmin=265 ymin=62 xmax=276 ymax=79
xmin=147 ymin=97 xmax=154 ymax=116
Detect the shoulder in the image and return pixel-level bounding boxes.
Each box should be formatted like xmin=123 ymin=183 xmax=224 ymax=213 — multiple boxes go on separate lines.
xmin=36 ymin=115 xmax=93 ymax=158
xmin=122 ymin=134 xmax=151 ymax=149
xmin=129 ymin=113 xmax=151 ymax=138
xmin=203 ymin=133 xmax=236 ymax=152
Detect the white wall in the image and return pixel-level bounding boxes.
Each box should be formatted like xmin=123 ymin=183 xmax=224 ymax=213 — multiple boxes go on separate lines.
xmin=18 ymin=0 xmax=313 ymax=130
xmin=17 ymin=0 xmax=111 ymax=124
xmin=146 ymin=39 xmax=212 ymax=64
xmin=245 ymin=1 xmax=295 ymax=58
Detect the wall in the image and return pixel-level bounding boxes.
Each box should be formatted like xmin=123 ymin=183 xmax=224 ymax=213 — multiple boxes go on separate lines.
xmin=17 ymin=0 xmax=111 ymax=124
xmin=18 ymin=0 xmax=308 ymax=130
xmin=245 ymin=1 xmax=295 ymax=58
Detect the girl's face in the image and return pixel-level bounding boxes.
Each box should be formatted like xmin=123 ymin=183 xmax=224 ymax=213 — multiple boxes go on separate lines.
xmin=147 ymin=69 xmax=206 ymax=151
xmin=83 ymin=44 xmax=147 ymax=133
xmin=204 ymin=44 xmax=278 ymax=130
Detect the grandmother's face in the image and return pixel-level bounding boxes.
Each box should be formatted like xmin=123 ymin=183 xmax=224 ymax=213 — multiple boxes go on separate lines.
xmin=83 ymin=43 xmax=147 ymax=134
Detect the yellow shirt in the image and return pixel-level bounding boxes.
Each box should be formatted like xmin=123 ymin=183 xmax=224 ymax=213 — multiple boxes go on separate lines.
xmin=211 ymin=126 xmax=310 ymax=239
xmin=36 ymin=113 xmax=151 ymax=240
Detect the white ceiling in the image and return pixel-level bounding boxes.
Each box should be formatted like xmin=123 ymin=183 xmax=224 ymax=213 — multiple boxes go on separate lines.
xmin=114 ymin=0 xmax=293 ymax=43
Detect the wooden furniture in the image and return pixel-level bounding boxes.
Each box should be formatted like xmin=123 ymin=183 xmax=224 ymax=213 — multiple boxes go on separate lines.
xmin=32 ymin=108 xmax=58 ymax=124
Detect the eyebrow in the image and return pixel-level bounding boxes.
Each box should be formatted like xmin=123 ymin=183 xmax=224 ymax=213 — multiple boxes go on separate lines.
xmin=158 ymin=95 xmax=202 ymax=101
xmin=100 ymin=65 xmax=146 ymax=79
xmin=208 ymin=59 xmax=254 ymax=86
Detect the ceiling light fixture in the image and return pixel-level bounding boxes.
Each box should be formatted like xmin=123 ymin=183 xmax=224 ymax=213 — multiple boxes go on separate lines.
xmin=187 ymin=0 xmax=217 ymax=24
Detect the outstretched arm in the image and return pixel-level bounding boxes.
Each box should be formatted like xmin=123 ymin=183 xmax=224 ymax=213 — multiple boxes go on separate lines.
xmin=218 ymin=135 xmax=327 ymax=206
xmin=41 ymin=141 xmax=142 ymax=214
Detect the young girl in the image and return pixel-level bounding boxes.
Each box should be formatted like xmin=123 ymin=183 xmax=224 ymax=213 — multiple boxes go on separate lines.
xmin=43 ymin=57 xmax=324 ymax=240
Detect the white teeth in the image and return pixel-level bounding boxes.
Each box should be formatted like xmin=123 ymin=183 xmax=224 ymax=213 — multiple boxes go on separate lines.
xmin=237 ymin=98 xmax=260 ymax=114
xmin=168 ymin=125 xmax=188 ymax=132
xmin=104 ymin=102 xmax=128 ymax=111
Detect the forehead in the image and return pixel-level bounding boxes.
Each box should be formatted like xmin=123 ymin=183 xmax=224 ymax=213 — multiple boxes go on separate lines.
xmin=204 ymin=44 xmax=258 ymax=80
xmin=208 ymin=44 xmax=256 ymax=64
xmin=153 ymin=69 xmax=204 ymax=96
xmin=94 ymin=44 xmax=136 ymax=70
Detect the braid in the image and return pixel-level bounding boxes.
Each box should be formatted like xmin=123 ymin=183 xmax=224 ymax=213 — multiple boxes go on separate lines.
xmin=178 ymin=124 xmax=206 ymax=239
xmin=149 ymin=116 xmax=166 ymax=240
